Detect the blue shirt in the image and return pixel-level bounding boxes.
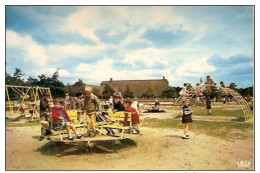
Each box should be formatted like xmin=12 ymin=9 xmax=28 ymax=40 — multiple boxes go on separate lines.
xmin=183 ymin=105 xmax=191 ymax=116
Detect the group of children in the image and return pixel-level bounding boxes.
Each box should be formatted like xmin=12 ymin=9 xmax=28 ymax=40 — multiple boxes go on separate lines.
xmin=39 ymin=86 xmax=140 ymax=141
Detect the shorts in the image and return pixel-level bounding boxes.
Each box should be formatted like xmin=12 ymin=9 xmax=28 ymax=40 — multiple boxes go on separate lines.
xmin=182 ymin=114 xmax=193 ymax=124
xmin=86 ymin=111 xmax=95 ymax=116
xmin=53 ymin=124 xmax=63 ymax=131
xmin=207 ymin=105 xmax=211 ymax=109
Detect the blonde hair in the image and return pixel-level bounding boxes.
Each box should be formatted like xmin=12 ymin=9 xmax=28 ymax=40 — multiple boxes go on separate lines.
xmin=85 ymin=85 xmax=93 ymax=93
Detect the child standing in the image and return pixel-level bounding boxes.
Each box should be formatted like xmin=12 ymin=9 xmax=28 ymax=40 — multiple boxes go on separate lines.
xmin=84 ymin=85 xmax=101 ymax=137
xmin=182 ymin=100 xmax=193 ymax=139
xmin=124 ymin=99 xmax=140 ymax=133
xmin=206 ymin=96 xmax=212 ymax=115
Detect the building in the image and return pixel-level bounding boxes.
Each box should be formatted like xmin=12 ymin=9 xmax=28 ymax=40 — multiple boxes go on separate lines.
xmin=100 ymin=76 xmax=169 ymax=97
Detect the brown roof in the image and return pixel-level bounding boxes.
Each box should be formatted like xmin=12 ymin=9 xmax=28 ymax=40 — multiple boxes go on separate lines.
xmin=100 ymin=78 xmax=169 ymax=97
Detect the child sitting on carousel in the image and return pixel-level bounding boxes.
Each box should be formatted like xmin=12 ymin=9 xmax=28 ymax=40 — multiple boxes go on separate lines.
xmin=52 ymin=99 xmax=82 ymax=140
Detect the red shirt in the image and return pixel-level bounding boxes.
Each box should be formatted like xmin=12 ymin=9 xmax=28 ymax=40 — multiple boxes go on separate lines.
xmin=124 ymin=106 xmax=140 ymax=126
xmin=52 ymin=107 xmax=71 ymax=125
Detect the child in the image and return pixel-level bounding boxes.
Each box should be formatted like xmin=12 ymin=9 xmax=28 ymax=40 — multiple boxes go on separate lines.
xmin=124 ymin=98 xmax=140 ymax=133
xmin=182 ymin=100 xmax=193 ymax=139
xmin=28 ymin=102 xmax=36 ymax=122
xmin=52 ymin=99 xmax=82 ymax=140
xmin=18 ymin=101 xmax=25 ymax=116
xmin=206 ymin=96 xmax=212 ymax=115
xmin=72 ymin=92 xmax=84 ymax=121
xmin=84 ymin=85 xmax=101 ymax=137
xmin=39 ymin=92 xmax=52 ymax=141
xmin=113 ymin=92 xmax=125 ymax=112
xmin=131 ymin=97 xmax=140 ymax=112
xmin=101 ymin=104 xmax=110 ymax=120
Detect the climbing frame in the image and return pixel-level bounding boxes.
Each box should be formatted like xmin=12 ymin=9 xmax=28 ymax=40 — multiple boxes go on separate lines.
xmin=174 ymin=84 xmax=253 ymax=121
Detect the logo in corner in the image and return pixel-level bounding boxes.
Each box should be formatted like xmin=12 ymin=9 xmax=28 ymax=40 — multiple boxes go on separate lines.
xmin=236 ymin=161 xmax=251 ymax=168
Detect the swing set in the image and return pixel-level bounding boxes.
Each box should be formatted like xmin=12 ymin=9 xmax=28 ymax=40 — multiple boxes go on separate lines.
xmin=5 ymin=85 xmax=52 ymax=117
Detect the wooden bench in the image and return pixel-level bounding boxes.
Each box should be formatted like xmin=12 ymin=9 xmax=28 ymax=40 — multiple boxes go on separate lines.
xmin=99 ymin=111 xmax=141 ymax=138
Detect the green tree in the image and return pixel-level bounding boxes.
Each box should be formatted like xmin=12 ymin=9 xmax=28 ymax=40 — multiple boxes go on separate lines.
xmin=52 ymin=70 xmax=59 ymax=81
xmin=13 ymin=68 xmax=25 ymax=81
xmin=5 ymin=68 xmax=25 ymax=86
xmin=229 ymin=83 xmax=237 ymax=90
xmin=161 ymin=86 xmax=177 ymax=98
xmin=26 ymin=76 xmax=39 ymax=86
xmin=37 ymin=71 xmax=65 ymax=97
xmin=73 ymin=79 xmax=85 ymax=87
xmin=142 ymin=85 xmax=154 ymax=98
xmin=123 ymin=85 xmax=134 ymax=98
xmin=93 ymin=87 xmax=101 ymax=97
xmin=102 ymin=84 xmax=115 ymax=99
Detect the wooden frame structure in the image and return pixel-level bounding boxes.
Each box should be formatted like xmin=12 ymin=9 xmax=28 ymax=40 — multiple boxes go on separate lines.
xmin=174 ymin=84 xmax=253 ymax=120
xmin=5 ymin=85 xmax=52 ymax=114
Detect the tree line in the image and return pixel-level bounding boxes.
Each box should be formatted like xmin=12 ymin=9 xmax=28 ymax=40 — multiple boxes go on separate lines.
xmin=6 ymin=68 xmax=253 ymax=100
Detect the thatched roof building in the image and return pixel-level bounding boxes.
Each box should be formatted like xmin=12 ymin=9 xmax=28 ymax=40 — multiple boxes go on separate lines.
xmin=100 ymin=76 xmax=169 ymax=97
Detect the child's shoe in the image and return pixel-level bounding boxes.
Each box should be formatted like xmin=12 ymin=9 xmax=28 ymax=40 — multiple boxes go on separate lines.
xmin=77 ymin=134 xmax=82 ymax=139
xmin=68 ymin=136 xmax=74 ymax=140
xmin=182 ymin=135 xmax=189 ymax=139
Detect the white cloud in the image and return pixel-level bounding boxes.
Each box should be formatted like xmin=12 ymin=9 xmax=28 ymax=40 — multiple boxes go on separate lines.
xmin=174 ymin=57 xmax=216 ymax=79
xmin=5 ymin=6 xmax=253 ymax=88
xmin=75 ymin=58 xmax=166 ymax=85
xmin=6 ymin=30 xmax=49 ymax=66
xmin=45 ymin=43 xmax=111 ymax=61
xmin=59 ymin=69 xmax=70 ymax=77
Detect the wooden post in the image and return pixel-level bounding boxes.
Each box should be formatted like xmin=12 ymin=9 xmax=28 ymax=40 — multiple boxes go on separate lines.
xmin=6 ymin=85 xmax=12 ymax=113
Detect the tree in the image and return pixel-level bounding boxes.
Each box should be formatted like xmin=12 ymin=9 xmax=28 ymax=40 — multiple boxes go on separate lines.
xmin=26 ymin=76 xmax=39 ymax=86
xmin=123 ymin=85 xmax=134 ymax=98
xmin=13 ymin=68 xmax=25 ymax=81
xmin=5 ymin=68 xmax=25 ymax=86
xmin=73 ymin=79 xmax=85 ymax=87
xmin=142 ymin=85 xmax=154 ymax=98
xmin=52 ymin=70 xmax=59 ymax=81
xmin=229 ymin=83 xmax=237 ymax=90
xmin=102 ymin=84 xmax=115 ymax=99
xmin=38 ymin=74 xmax=47 ymax=81
xmin=161 ymin=86 xmax=177 ymax=98
xmin=37 ymin=72 xmax=65 ymax=97
xmin=93 ymin=87 xmax=101 ymax=97
xmin=174 ymin=86 xmax=182 ymax=97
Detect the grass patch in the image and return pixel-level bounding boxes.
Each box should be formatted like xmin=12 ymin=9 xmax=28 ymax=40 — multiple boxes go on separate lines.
xmin=143 ymin=118 xmax=253 ymax=140
xmin=192 ymin=106 xmax=243 ymax=118
xmin=161 ymin=105 xmax=244 ymax=118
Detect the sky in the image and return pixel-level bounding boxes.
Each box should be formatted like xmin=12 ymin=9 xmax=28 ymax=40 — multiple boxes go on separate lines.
xmin=5 ymin=6 xmax=254 ymax=88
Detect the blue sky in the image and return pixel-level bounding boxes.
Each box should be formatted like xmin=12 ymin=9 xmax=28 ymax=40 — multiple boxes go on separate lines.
xmin=6 ymin=6 xmax=254 ymax=88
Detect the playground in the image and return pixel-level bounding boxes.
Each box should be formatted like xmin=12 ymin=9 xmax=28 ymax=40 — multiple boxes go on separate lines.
xmin=6 ymin=102 xmax=253 ymax=170
xmin=5 ymin=80 xmax=254 ymax=170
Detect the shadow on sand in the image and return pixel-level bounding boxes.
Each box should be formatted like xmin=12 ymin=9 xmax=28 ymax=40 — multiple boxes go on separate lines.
xmin=165 ymin=134 xmax=183 ymax=139
xmin=36 ymin=138 xmax=136 ymax=156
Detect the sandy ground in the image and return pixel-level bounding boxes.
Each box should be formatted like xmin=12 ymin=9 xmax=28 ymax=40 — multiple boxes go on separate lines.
xmin=6 ymin=124 xmax=254 ymax=170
